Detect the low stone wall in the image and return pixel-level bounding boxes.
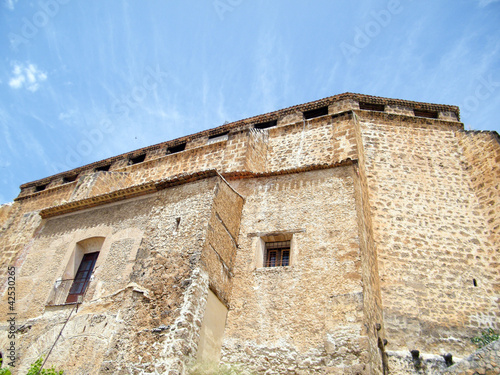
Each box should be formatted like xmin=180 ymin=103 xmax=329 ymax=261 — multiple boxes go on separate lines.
xmin=444 ymin=340 xmax=500 ymax=375
xmin=387 ymin=340 xmax=500 ymax=374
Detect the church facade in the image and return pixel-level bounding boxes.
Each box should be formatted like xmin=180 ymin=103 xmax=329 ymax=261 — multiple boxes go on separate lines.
xmin=0 ymin=93 xmax=498 ymax=374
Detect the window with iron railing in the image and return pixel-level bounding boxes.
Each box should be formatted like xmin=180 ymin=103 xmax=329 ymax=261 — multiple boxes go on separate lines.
xmin=47 ymin=251 xmax=99 ymax=306
xmin=264 ymin=241 xmax=290 ymax=267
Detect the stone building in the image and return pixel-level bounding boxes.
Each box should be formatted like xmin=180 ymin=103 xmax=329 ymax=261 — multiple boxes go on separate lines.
xmin=0 ymin=93 xmax=498 ymax=374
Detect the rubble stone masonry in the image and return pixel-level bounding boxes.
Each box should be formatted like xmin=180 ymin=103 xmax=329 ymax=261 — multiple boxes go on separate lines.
xmin=0 ymin=93 xmax=498 ymax=374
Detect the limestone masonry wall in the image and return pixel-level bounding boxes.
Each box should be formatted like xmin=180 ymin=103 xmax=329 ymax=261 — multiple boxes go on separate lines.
xmin=357 ymin=112 xmax=498 ymax=356
xmin=459 ymin=131 xmax=500 ymax=250
xmin=222 ymin=168 xmax=369 ymax=374
xmin=0 ymin=93 xmax=497 ymax=375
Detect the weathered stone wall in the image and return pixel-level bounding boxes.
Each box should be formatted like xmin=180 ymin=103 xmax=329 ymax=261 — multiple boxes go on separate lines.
xmin=458 ymin=131 xmax=500 ymax=249
xmin=0 ymin=177 xmax=237 ymax=374
xmin=201 ymin=177 xmax=244 ymax=306
xmin=0 ymin=203 xmax=13 ymax=227
xmin=266 ymin=116 xmax=335 ymax=171
xmin=387 ymin=339 xmax=500 ymax=374
xmin=1 ymin=93 xmax=497 ymax=374
xmin=243 ymin=129 xmax=268 ymax=173
xmin=0 ymin=182 xmax=79 ymax=294
xmin=100 ymin=178 xmax=220 ymax=374
xmin=352 ymin=111 xmax=387 ymax=375
xmin=332 ymin=112 xmax=358 ymax=163
xmin=356 ymin=111 xmax=498 ymax=357
xmin=70 ymin=171 xmax=133 ymax=201
xmin=221 ymin=168 xmax=369 ymax=374
xmin=0 ymin=204 xmax=43 ymax=295
xmin=445 ymin=339 xmax=500 ymax=374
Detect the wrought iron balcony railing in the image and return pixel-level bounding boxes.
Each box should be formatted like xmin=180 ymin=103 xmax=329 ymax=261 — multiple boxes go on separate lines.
xmin=46 ymin=278 xmax=91 ymax=306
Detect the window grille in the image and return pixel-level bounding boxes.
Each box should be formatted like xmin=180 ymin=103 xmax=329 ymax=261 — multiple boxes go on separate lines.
xmin=265 ymin=240 xmax=290 ymax=267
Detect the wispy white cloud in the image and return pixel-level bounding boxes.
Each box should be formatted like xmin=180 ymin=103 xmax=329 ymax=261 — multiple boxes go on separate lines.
xmin=477 ymin=0 xmax=500 ymax=7
xmin=8 ymin=62 xmax=48 ymax=92
xmin=0 ymin=107 xmax=16 ymax=154
xmin=58 ymin=109 xmax=79 ymax=122
xmin=250 ymin=27 xmax=291 ymax=114
xmin=4 ymin=0 xmax=18 ymax=10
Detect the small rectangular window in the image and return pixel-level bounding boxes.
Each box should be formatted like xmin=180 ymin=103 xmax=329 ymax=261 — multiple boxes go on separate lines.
xmin=359 ymin=102 xmax=385 ymax=112
xmin=254 ymin=120 xmax=277 ymax=129
xmin=265 ymin=241 xmax=290 ymax=267
xmin=167 ymin=143 xmax=186 ymax=154
xmin=414 ymin=109 xmax=438 ymax=118
xmin=129 ymin=154 xmax=146 ymax=165
xmin=95 ymin=164 xmax=111 ymax=172
xmin=62 ymin=175 xmax=78 ymax=183
xmin=304 ymin=106 xmax=328 ymax=120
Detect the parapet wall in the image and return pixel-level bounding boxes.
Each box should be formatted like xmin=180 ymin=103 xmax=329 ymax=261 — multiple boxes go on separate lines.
xmin=15 ymin=92 xmax=460 ymax=201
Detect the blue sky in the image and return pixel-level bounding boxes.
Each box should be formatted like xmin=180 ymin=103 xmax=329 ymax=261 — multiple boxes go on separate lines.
xmin=1 ymin=1 xmax=499 ymax=204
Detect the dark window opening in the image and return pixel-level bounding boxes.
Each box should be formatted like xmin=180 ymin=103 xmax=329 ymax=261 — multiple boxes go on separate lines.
xmin=167 ymin=143 xmax=186 ymax=154
xmin=359 ymin=102 xmax=385 ymax=112
xmin=62 ymin=175 xmax=78 ymax=183
xmin=304 ymin=106 xmax=329 ymax=120
xmin=414 ymin=109 xmax=438 ymax=118
xmin=473 ymin=279 xmax=477 ymax=287
xmin=129 ymin=154 xmax=146 ymax=165
xmin=95 ymin=164 xmax=111 ymax=172
xmin=265 ymin=241 xmax=290 ymax=267
xmin=254 ymin=120 xmax=277 ymax=129
xmin=35 ymin=184 xmax=47 ymax=192
xmin=208 ymin=131 xmax=229 ymax=139
xmin=66 ymin=252 xmax=99 ymax=304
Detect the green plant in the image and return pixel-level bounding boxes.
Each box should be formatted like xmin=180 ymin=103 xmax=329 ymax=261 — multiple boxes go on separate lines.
xmin=471 ymin=328 xmax=499 ymax=348
xmin=0 ymin=358 xmax=12 ymax=375
xmin=0 ymin=357 xmax=64 ymax=375
xmin=0 ymin=362 xmax=12 ymax=375
xmin=26 ymin=357 xmax=64 ymax=375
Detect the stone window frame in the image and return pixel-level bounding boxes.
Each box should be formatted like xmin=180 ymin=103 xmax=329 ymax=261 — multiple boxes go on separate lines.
xmin=249 ymin=229 xmax=305 ymax=269
xmin=47 ymin=237 xmax=106 ymax=306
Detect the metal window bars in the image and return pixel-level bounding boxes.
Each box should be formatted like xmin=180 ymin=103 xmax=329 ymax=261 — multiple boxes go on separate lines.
xmin=265 ymin=241 xmax=290 ymax=267
xmin=46 ymin=278 xmax=91 ymax=306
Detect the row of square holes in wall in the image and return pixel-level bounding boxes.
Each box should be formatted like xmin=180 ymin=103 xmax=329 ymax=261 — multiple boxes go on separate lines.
xmin=32 ymin=143 xmax=189 ymax=192
xmin=32 ymin=109 xmax=326 ymax=191
xmin=32 ymin=103 xmax=439 ymax=192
